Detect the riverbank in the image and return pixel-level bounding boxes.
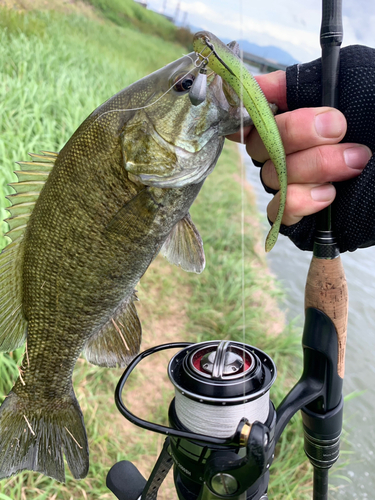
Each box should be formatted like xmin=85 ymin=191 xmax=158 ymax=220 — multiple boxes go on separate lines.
xmin=0 ymin=2 xmax=310 ymax=498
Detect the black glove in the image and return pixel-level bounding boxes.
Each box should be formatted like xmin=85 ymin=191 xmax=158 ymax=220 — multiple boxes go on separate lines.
xmin=278 ymin=45 xmax=375 ymax=252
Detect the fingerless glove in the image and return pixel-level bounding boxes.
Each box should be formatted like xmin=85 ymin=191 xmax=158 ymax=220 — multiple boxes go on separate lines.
xmin=280 ymin=45 xmax=375 ymax=252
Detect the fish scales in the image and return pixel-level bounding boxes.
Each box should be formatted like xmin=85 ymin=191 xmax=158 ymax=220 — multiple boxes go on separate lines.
xmin=21 ymin=102 xmax=203 ymax=388
xmin=0 ymin=47 xmax=254 ymax=482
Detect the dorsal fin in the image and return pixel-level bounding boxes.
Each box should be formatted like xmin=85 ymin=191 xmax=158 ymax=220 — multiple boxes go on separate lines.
xmin=4 ymin=150 xmax=57 ymax=242
xmin=0 ymin=150 xmax=58 ymax=352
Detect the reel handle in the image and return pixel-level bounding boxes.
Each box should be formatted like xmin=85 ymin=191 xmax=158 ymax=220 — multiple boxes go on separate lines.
xmin=106 ymin=438 xmax=173 ymax=500
xmin=106 ymin=460 xmax=146 ymax=500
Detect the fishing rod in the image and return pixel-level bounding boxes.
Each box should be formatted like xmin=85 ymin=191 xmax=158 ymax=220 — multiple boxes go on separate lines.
xmin=105 ymin=2 xmax=346 ymax=499
xmin=303 ymin=0 xmax=346 ymax=497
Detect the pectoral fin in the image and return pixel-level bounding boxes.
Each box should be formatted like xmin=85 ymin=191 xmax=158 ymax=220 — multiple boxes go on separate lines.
xmin=160 ymin=213 xmax=205 ymax=273
xmin=83 ymin=292 xmax=141 ymax=368
xmin=106 ymin=188 xmax=159 ymax=241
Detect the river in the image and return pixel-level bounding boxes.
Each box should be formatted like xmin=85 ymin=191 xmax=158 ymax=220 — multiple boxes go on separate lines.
xmin=244 ymin=148 xmax=375 ymax=499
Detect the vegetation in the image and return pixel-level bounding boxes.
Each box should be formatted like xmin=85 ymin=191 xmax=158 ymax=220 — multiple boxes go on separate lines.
xmin=0 ymin=1 xmax=314 ymax=498
xmin=87 ymin=0 xmax=193 ymax=47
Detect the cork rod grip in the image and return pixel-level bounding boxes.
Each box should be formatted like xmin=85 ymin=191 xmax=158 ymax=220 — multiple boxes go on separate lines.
xmin=305 ymin=256 xmax=348 ymax=378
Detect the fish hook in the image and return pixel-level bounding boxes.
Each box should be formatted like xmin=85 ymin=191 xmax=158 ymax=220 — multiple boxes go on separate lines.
xmin=189 ymin=36 xmax=237 ymax=107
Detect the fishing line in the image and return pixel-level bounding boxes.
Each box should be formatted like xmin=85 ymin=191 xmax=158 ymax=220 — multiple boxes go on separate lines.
xmin=239 ymin=0 xmax=247 ymax=403
xmin=174 ymin=390 xmax=270 ymax=438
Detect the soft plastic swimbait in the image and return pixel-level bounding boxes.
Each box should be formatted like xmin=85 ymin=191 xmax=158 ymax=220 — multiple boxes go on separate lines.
xmin=193 ymin=31 xmax=287 ymax=252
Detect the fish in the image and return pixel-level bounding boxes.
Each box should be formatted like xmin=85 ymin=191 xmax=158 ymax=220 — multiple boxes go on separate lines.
xmin=192 ymin=31 xmax=287 ymax=252
xmin=0 ymin=44 xmax=253 ymax=482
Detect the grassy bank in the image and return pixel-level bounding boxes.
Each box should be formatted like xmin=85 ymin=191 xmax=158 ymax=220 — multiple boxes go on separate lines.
xmin=0 ymin=2 xmax=310 ymax=499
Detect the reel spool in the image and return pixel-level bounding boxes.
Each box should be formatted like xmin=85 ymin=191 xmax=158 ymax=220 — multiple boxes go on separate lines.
xmin=169 ymin=340 xmax=276 ymax=438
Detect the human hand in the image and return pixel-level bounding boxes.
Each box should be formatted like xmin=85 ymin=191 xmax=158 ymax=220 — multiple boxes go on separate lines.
xmin=227 ymin=70 xmax=371 ymax=228
xmin=228 ymin=45 xmax=375 ymax=252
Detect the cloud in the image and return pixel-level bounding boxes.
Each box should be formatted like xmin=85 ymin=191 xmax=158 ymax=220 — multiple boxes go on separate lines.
xmin=149 ymin=0 xmax=375 ymax=63
xmin=176 ymin=1 xmax=320 ymax=61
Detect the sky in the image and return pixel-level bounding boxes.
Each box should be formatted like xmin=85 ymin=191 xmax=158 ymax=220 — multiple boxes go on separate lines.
xmin=146 ymin=0 xmax=375 ymax=63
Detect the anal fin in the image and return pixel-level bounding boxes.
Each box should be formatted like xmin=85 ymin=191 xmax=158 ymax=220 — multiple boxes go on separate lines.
xmin=83 ymin=292 xmax=141 ymax=368
xmin=160 ymin=213 xmax=205 ymax=273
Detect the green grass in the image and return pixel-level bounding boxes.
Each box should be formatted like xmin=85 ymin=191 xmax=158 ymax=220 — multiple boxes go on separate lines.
xmin=87 ymin=0 xmax=176 ymax=38
xmin=87 ymin=0 xmax=193 ymax=48
xmin=0 ymin=3 xmax=311 ymax=499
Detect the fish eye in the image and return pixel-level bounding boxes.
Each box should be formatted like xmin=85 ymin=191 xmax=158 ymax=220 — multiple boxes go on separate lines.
xmin=172 ymin=73 xmax=196 ymax=92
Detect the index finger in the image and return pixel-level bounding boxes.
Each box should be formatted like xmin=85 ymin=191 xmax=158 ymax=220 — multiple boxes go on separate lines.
xmin=256 ymin=70 xmax=288 ymax=110
xmin=226 ymin=70 xmax=287 ymax=143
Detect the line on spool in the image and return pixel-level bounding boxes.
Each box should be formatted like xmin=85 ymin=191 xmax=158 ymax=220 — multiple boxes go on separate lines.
xmin=175 ymin=390 xmax=270 ymax=438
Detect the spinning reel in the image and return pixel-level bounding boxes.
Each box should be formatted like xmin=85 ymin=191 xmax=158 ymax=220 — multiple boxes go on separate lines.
xmin=106 ymin=307 xmax=344 ymax=500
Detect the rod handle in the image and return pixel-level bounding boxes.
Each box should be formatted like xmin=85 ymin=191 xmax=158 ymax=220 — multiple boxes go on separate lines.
xmin=305 ymin=256 xmax=348 ymax=378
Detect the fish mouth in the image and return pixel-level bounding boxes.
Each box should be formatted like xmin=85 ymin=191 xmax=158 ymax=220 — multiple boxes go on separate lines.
xmin=212 ymin=76 xmax=252 ymax=136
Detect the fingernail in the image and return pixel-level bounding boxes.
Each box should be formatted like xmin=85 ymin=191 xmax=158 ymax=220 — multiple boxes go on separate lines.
xmin=315 ymin=110 xmax=346 ymax=138
xmin=311 ymin=184 xmax=336 ymax=202
xmin=344 ymin=145 xmax=372 ymax=169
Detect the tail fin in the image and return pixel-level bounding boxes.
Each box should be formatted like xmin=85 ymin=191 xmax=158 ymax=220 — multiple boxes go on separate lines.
xmin=0 ymin=390 xmax=89 ymax=482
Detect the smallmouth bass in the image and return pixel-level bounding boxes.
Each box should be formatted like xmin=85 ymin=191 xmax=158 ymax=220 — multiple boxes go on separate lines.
xmin=0 ymin=47 xmax=252 ymax=481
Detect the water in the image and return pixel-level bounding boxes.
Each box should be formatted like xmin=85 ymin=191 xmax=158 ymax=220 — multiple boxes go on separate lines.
xmin=244 ymin=150 xmax=375 ymax=499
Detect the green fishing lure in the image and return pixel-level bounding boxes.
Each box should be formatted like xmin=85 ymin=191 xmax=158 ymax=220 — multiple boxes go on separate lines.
xmin=193 ymin=31 xmax=287 ymax=252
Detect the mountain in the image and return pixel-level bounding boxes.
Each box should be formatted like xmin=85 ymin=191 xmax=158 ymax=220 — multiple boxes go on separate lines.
xmin=222 ymin=38 xmax=299 ymax=66
xmin=236 ymin=39 xmax=299 ymax=66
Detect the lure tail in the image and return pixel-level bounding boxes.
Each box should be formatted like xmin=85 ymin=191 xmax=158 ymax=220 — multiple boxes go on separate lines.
xmin=0 ymin=389 xmax=89 ymax=482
